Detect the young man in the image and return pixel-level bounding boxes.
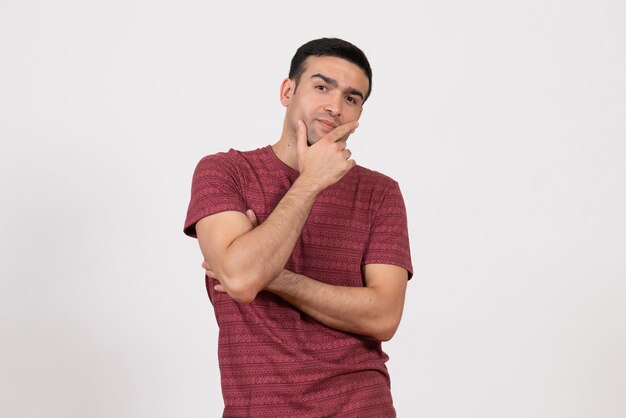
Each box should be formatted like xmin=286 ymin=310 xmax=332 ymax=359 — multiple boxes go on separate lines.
xmin=184 ymin=38 xmax=412 ymax=417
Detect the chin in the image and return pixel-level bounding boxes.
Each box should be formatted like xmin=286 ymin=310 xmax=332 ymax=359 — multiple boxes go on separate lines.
xmin=307 ymin=131 xmax=322 ymax=146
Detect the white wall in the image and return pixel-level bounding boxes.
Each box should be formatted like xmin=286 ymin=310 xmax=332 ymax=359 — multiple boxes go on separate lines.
xmin=1 ymin=1 xmax=625 ymax=417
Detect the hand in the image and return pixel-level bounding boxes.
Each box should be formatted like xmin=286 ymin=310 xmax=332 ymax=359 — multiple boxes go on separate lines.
xmin=202 ymin=208 xmax=259 ymax=293
xmin=296 ymin=120 xmax=358 ymax=191
xmin=202 ymin=260 xmax=225 ymax=292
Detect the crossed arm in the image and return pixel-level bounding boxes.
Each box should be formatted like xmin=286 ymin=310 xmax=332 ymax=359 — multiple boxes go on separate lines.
xmin=200 ymin=209 xmax=408 ymax=342
xmin=207 ymin=259 xmax=407 ymax=341
xmin=195 ymin=120 xmax=408 ymax=341
xmin=265 ymin=265 xmax=407 ymax=341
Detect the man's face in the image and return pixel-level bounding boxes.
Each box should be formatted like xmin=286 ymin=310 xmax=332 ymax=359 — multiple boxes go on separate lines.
xmin=281 ymin=56 xmax=369 ymax=145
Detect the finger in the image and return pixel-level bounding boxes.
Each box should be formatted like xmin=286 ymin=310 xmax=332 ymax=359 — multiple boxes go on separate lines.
xmin=214 ymin=284 xmax=226 ymax=293
xmin=202 ymin=261 xmax=209 ymax=269
xmin=324 ymin=121 xmax=359 ymax=143
xmin=246 ymin=209 xmax=258 ymax=227
xmin=296 ymin=120 xmax=308 ymax=155
xmin=343 ymin=149 xmax=352 ymax=160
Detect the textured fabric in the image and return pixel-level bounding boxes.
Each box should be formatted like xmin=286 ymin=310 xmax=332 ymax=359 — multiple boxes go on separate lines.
xmin=184 ymin=146 xmax=412 ymax=417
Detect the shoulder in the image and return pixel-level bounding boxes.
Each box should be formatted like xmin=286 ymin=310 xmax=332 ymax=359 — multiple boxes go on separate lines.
xmin=350 ymin=165 xmax=401 ymax=193
xmin=344 ymin=165 xmax=407 ymax=214
xmin=352 ymin=164 xmax=397 ymax=183
xmin=195 ymin=148 xmax=248 ymax=167
xmin=194 ymin=147 xmax=268 ymax=175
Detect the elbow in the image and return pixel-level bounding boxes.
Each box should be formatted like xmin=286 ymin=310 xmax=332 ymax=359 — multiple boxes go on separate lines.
xmin=228 ymin=288 xmax=257 ymax=304
xmin=373 ymin=328 xmax=396 ymax=342
xmin=213 ymin=246 xmax=282 ymax=304
xmin=371 ymin=317 xmax=401 ymax=342
xmin=220 ymin=274 xmax=259 ymax=304
xmin=218 ymin=267 xmax=266 ymax=304
xmin=214 ymin=257 xmax=279 ymax=304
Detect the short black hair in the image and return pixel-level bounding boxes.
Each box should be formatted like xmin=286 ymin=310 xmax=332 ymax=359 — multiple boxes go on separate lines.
xmin=289 ymin=38 xmax=373 ymax=102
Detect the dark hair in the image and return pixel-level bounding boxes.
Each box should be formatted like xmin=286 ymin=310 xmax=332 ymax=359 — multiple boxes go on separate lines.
xmin=289 ymin=38 xmax=373 ymax=102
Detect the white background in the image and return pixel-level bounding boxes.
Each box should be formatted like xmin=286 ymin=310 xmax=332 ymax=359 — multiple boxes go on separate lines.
xmin=1 ymin=1 xmax=625 ymax=417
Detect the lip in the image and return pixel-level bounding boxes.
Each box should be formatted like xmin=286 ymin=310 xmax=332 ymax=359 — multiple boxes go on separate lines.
xmin=316 ymin=118 xmax=338 ymax=132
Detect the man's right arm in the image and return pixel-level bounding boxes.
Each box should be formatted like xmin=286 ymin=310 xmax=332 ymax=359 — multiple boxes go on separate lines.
xmin=196 ymin=120 xmax=357 ymax=304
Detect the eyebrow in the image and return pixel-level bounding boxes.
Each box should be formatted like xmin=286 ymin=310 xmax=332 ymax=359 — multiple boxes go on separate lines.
xmin=310 ymin=73 xmax=365 ymax=101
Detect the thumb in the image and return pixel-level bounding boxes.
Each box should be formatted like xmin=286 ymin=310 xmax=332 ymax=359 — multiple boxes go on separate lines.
xmin=296 ymin=120 xmax=308 ymax=157
xmin=245 ymin=209 xmax=259 ymax=227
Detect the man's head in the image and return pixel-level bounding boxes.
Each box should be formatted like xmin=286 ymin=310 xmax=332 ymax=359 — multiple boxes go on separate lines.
xmin=289 ymin=38 xmax=372 ymax=102
xmin=280 ymin=38 xmax=372 ymax=146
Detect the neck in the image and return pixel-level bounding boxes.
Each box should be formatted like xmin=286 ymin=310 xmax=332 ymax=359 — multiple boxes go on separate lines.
xmin=272 ymin=123 xmax=299 ymax=171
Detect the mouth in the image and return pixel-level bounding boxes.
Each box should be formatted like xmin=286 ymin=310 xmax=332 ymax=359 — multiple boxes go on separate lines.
xmin=316 ymin=118 xmax=338 ymax=132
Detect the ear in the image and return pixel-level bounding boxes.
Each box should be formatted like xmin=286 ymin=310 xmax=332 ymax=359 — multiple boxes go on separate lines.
xmin=279 ymin=78 xmax=294 ymax=107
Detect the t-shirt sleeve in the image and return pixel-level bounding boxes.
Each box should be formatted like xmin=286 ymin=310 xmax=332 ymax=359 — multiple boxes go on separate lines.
xmin=362 ymin=181 xmax=413 ymax=279
xmin=183 ymin=152 xmax=247 ymax=238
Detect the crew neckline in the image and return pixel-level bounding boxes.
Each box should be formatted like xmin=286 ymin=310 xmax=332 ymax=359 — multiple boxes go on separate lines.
xmin=263 ymin=145 xmax=299 ymax=178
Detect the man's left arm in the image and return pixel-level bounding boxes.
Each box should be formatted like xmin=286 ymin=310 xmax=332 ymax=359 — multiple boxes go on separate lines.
xmin=265 ymin=264 xmax=408 ymax=341
xmin=205 ymin=180 xmax=411 ymax=341
xmin=262 ymin=180 xmax=412 ymax=341
xmin=205 ymin=260 xmax=408 ymax=341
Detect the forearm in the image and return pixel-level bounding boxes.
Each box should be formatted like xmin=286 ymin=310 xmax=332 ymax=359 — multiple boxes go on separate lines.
xmin=266 ymin=270 xmax=404 ymax=341
xmin=219 ymin=177 xmax=319 ymax=301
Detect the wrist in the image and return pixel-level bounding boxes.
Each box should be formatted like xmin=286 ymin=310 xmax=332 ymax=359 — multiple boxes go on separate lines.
xmin=292 ymin=175 xmax=323 ymax=197
xmin=266 ymin=269 xmax=288 ymax=293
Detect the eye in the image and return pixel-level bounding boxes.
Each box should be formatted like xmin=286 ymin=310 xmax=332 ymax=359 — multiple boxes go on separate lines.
xmin=346 ymin=96 xmax=358 ymax=105
xmin=315 ymin=85 xmax=327 ymax=91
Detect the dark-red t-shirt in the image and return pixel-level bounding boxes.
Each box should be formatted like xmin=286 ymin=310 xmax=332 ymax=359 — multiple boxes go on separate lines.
xmin=184 ymin=146 xmax=412 ymax=417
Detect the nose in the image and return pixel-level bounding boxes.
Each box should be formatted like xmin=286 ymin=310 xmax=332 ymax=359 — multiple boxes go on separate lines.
xmin=324 ymin=92 xmax=343 ymax=117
